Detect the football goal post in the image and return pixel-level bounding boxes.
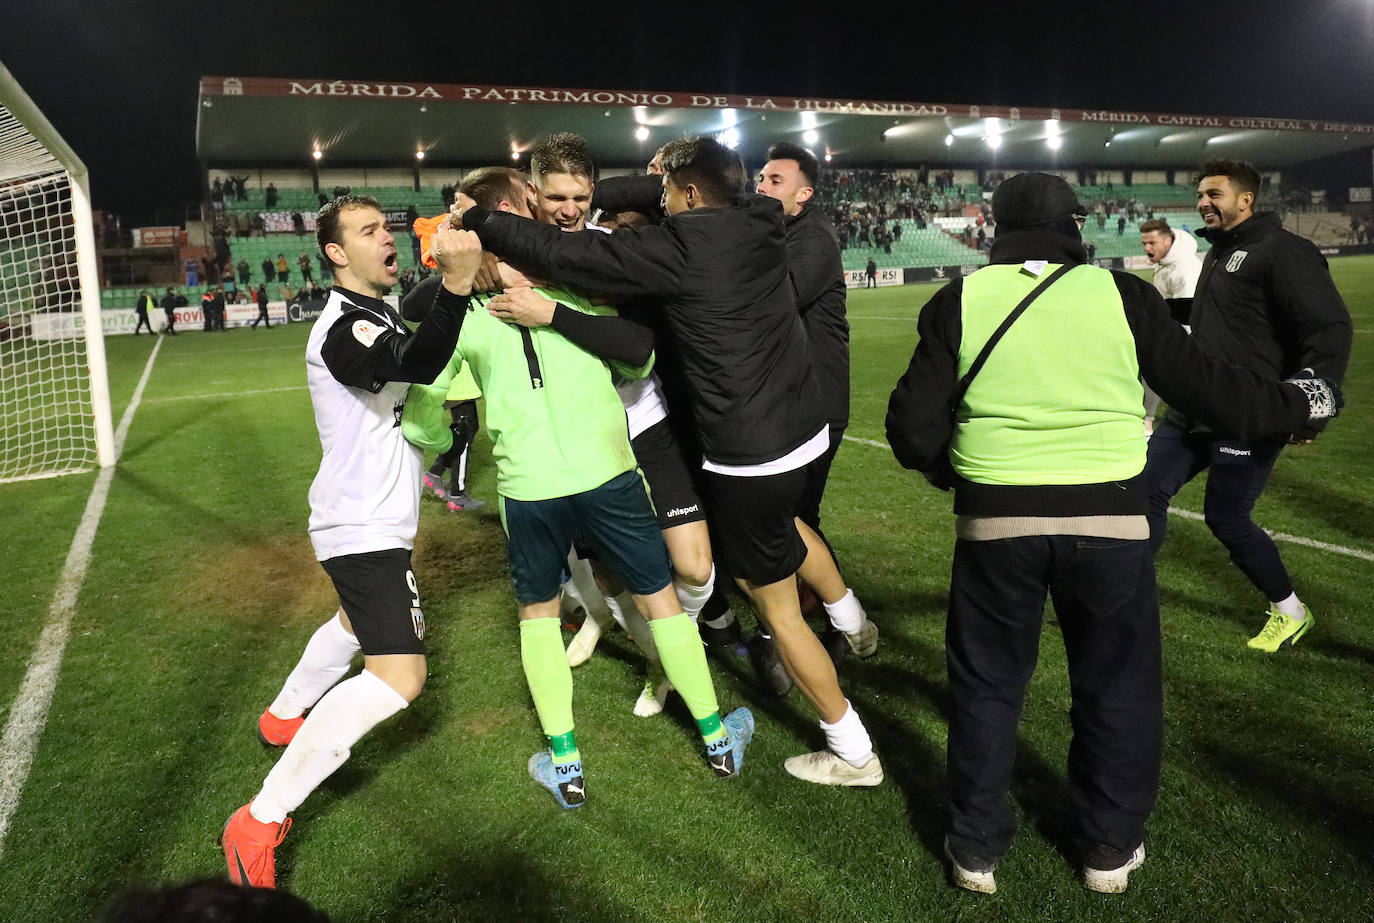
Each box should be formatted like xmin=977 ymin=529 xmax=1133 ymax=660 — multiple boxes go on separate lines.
xmin=0 ymin=59 xmax=115 ymax=482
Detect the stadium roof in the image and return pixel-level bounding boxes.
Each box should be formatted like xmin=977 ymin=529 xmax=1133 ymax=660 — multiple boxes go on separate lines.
xmin=197 ymin=76 xmax=1374 ymax=174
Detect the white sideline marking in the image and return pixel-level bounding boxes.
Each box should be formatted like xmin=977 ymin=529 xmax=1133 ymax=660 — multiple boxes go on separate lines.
xmin=841 ymin=434 xmax=1374 ymax=563
xmin=1165 ymin=506 xmax=1374 ymax=563
xmin=0 ymin=337 xmax=162 ymax=859
xmin=144 ymin=385 xmax=306 ymax=404
xmin=851 ymin=315 xmax=918 ymax=321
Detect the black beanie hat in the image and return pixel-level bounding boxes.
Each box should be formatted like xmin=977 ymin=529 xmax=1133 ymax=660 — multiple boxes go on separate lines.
xmin=993 ymin=173 xmax=1087 ymax=231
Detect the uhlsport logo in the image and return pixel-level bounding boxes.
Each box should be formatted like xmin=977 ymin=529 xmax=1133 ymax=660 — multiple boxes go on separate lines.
xmin=1226 ymin=250 xmax=1249 ymax=272
xmin=1218 ymin=445 xmax=1251 ymax=457
xmin=666 ymin=504 xmax=699 ymax=518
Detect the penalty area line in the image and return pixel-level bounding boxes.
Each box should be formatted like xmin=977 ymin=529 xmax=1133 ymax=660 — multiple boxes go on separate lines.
xmin=839 ymin=434 xmax=1374 ymax=563
xmin=0 ymin=336 xmax=163 ymax=859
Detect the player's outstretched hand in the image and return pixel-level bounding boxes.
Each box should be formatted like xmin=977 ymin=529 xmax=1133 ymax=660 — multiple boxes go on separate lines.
xmin=431 ymin=219 xmax=483 ymax=295
xmin=488 ymin=286 xmax=557 ymax=328
xmin=472 ymin=252 xmax=504 ymax=293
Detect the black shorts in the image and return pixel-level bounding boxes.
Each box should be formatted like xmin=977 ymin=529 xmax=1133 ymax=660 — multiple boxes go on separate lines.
xmin=701 ymin=466 xmax=808 ymax=586
xmin=319 ymin=548 xmax=426 ymax=656
xmin=796 ymin=424 xmax=845 ymax=532
xmin=631 ymin=418 xmax=706 ymax=529
xmin=500 ymin=470 xmax=673 ymax=604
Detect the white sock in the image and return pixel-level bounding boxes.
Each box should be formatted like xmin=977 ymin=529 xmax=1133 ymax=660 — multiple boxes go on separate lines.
xmin=606 ymin=591 xmax=659 ymax=660
xmin=561 ymin=555 xmax=613 ymax=629
xmin=268 ymin=612 xmax=361 ymax=720
xmin=674 ymin=565 xmax=715 ymax=624
xmin=823 ymin=588 xmax=866 ymax=634
xmin=703 ymin=606 xmax=736 ymax=631
xmin=820 ymin=700 xmax=876 ymax=768
xmin=1274 ymin=592 xmax=1307 ymax=619
xmin=251 ymin=669 xmax=408 ymax=824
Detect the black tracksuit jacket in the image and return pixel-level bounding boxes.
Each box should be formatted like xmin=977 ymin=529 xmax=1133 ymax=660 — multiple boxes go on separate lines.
xmin=462 ymin=196 xmax=823 ymax=466
xmin=785 ymin=205 xmax=850 ymax=430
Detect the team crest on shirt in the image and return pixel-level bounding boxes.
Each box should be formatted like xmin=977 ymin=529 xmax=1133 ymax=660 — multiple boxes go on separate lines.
xmin=411 ymin=606 xmax=426 ymax=640
xmin=1225 ymin=251 xmax=1248 ymax=272
xmin=352 ymin=320 xmax=382 ymax=346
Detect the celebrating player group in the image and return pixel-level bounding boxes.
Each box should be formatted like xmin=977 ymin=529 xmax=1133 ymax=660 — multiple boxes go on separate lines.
xmin=220 ymin=133 xmax=1348 ymax=898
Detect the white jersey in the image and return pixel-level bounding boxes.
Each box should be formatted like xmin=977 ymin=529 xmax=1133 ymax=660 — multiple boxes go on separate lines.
xmin=582 ymin=220 xmax=670 ymax=440
xmin=306 ymin=288 xmax=422 ymax=560
xmin=619 ymin=374 xmax=669 ymax=439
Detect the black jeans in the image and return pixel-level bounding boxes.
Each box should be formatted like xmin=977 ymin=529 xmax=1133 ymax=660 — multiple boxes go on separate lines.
xmin=1145 ymin=419 xmax=1291 ymax=601
xmin=945 ymin=534 xmax=1161 ymax=866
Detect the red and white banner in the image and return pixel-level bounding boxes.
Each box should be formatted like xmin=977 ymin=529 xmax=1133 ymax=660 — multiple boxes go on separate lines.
xmin=200 ymin=77 xmax=1374 ymax=136
xmin=133 ymin=226 xmax=182 ymax=248
xmin=845 ymin=267 xmax=903 ymax=288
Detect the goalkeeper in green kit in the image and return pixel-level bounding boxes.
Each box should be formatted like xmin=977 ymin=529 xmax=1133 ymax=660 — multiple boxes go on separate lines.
xmin=402 ymin=218 xmax=752 ymax=809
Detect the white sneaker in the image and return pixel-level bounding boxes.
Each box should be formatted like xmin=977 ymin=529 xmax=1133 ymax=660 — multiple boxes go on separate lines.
xmin=566 ymin=616 xmax=602 ymax=667
xmin=632 ymin=676 xmax=673 ymax=717
xmin=844 ymin=618 xmax=879 ymax=658
xmin=944 ymin=836 xmax=996 ymax=894
xmin=782 ymin=750 xmax=883 ymax=786
xmin=1083 ymin=843 xmax=1145 ymax=894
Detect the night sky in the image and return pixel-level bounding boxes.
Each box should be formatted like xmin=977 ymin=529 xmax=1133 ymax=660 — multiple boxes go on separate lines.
xmin=4 ymin=0 xmax=1374 ymax=225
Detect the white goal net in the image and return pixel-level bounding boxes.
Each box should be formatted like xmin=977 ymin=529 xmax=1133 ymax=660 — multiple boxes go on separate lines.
xmin=0 ymin=61 xmax=114 ymax=482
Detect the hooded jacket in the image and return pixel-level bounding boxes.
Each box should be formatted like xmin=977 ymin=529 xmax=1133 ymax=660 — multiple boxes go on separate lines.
xmin=1150 ymin=227 xmax=1203 ymax=299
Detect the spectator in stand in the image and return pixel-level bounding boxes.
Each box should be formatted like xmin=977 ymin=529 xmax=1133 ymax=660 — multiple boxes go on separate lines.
xmin=317 ymin=251 xmax=332 ymax=281
xmin=252 ymin=213 xmax=266 ymax=237
xmin=276 ymin=253 xmax=290 ymax=283
xmin=440 ymin=182 xmax=455 ymax=207
xmin=261 ymin=256 xmax=275 ymax=284
xmin=1117 ymin=213 xmax=1127 ymax=236
xmin=292 ymin=212 xmax=306 ymax=235
xmin=234 ymin=175 xmax=249 ymax=201
xmin=238 ymin=258 xmax=251 ymax=285
xmin=299 ymin=250 xmax=314 ymax=284
xmin=265 ymin=182 xmax=278 ymax=208
xmin=185 ymin=257 xmax=199 ymax=287
xmin=892 ymin=220 xmax=903 ymax=242
xmin=319 ymin=193 xmax=329 ymax=208
xmin=159 ymin=286 xmax=179 ymax=334
xmin=977 ymin=226 xmax=987 ymax=251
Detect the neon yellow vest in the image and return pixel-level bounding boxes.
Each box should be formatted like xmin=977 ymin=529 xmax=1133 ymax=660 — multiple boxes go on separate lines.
xmin=952 ymin=263 xmax=1145 ymax=486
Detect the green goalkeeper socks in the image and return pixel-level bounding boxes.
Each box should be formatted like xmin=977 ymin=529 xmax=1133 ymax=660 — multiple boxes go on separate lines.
xmin=649 ymin=613 xmax=725 ymax=744
xmin=520 ymin=617 xmax=579 ymax=762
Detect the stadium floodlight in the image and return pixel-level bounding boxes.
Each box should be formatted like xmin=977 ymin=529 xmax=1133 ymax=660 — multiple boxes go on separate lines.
xmin=944 ymin=134 xmax=954 ymax=147
xmin=824 ymin=153 xmax=832 ymax=162
xmin=719 ymin=128 xmax=740 ymax=149
xmin=986 ymin=134 xmax=1003 ymax=150
xmin=635 ymin=126 xmax=650 ymax=141
xmin=312 ymin=149 xmax=323 ymax=160
xmin=1047 ymin=136 xmax=1062 ymax=150
xmin=803 ymin=130 xmax=819 ymax=145
xmin=0 ymin=60 xmax=115 ymax=482
xmin=415 ymin=150 xmax=425 ymax=161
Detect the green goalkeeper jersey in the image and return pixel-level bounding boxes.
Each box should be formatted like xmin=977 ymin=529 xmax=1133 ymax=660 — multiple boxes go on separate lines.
xmin=402 ymin=285 xmax=652 ymax=502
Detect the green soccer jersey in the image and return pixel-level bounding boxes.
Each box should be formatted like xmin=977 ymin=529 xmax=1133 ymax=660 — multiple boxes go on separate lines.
xmin=402 ymin=285 xmax=652 ymax=502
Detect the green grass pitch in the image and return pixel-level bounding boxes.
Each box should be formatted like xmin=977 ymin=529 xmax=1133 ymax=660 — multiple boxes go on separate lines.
xmin=0 ymin=259 xmax=1371 ymax=921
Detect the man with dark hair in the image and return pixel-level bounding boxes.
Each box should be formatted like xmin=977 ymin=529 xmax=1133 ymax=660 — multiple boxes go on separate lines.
xmin=1145 ymin=159 xmax=1352 ymax=652
xmin=886 ymin=172 xmax=1341 ymax=895
xmin=222 ymin=195 xmax=485 ymax=888
xmin=750 ymin=141 xmax=867 ymax=659
xmin=457 ymin=136 xmax=883 ymax=786
xmin=1139 ymin=218 xmax=1202 ymax=301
